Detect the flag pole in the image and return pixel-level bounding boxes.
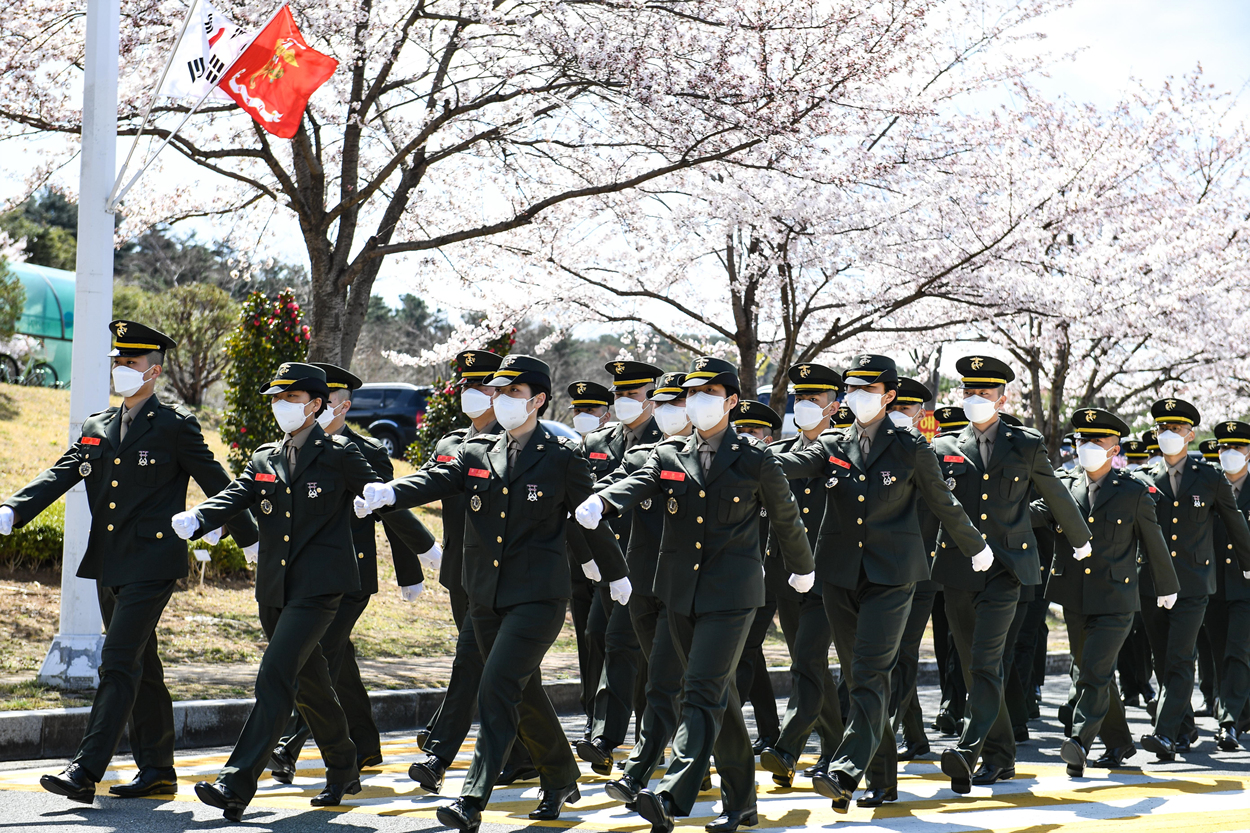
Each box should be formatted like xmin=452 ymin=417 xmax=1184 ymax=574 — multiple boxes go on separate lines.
xmin=106 ymin=0 xmax=200 ymax=209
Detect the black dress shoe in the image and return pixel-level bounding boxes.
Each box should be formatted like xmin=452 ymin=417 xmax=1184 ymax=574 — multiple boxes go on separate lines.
xmin=604 ymin=773 xmax=644 ymax=805
xmin=39 ymin=763 xmax=96 ymax=804
xmin=933 ymin=710 xmax=960 ymax=737
xmin=1216 ymin=726 xmax=1242 ymax=752
xmin=576 ymin=737 xmax=615 ymax=776
xmin=856 ymin=786 xmax=898 ymax=807
xmin=437 ymin=798 xmax=482 ymax=833
xmin=1057 ymin=702 xmax=1074 ymax=731
xmin=358 ymin=751 xmax=383 ymax=769
xmin=1146 ymin=699 xmax=1158 ymax=720
xmin=751 ymin=736 xmax=774 ymax=756
xmin=416 ymin=729 xmax=431 ymax=751
xmin=109 ymin=767 xmax=177 ymax=798
xmin=705 ymin=807 xmax=759 ymax=832
xmin=801 ymin=754 xmax=831 ymax=777
xmin=1123 ymin=694 xmax=1142 ymax=709
xmin=194 ymin=780 xmax=246 ymax=823
xmin=1141 ymin=733 xmax=1176 ymax=761
xmin=1060 ymin=738 xmax=1087 ymax=777
xmin=529 ymin=781 xmax=580 ymax=820
xmin=810 ymin=772 xmax=852 ymax=813
xmin=497 ymin=760 xmax=540 ymax=786
xmin=1092 ymin=744 xmax=1136 ymax=768
xmin=1013 ymin=725 xmax=1030 ymax=743
xmin=898 ymin=739 xmax=930 ymax=760
xmin=636 ymin=789 xmax=677 ymax=833
xmin=701 ymin=773 xmax=714 ymax=792
xmin=971 ymin=763 xmax=1015 ymax=785
xmin=758 ymin=747 xmax=795 ymax=788
xmin=940 ymin=749 xmax=972 ymax=795
xmin=311 ymin=778 xmax=361 ymax=806
xmin=1175 ymin=728 xmax=1199 ymax=753
xmin=408 ymin=754 xmax=449 ymax=794
xmin=270 ymin=746 xmax=297 ymax=785
xmin=1196 ymin=703 xmax=1214 ymax=718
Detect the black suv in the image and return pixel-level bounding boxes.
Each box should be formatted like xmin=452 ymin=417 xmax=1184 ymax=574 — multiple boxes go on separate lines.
xmin=345 ymin=383 xmax=433 ymax=457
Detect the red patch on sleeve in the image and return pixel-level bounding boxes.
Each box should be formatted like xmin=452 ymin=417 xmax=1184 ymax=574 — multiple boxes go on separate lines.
xmin=829 ymin=456 xmax=851 ymax=469
xmin=943 ymin=455 xmax=965 ymax=463
xmin=255 ymin=473 xmax=277 ymax=482
xmin=80 ymin=437 xmax=101 ymax=446
xmin=660 ymin=470 xmax=686 ymax=481
xmin=589 ymin=452 xmax=609 ymax=460
xmin=468 ymin=468 xmax=491 ymax=479
xmin=436 ymin=454 xmax=455 ymax=463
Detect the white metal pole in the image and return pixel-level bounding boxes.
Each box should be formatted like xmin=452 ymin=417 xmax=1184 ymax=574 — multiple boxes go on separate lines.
xmin=38 ymin=0 xmax=119 ymax=688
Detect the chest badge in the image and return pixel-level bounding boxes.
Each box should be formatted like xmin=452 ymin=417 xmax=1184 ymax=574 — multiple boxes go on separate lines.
xmin=1193 ymin=495 xmax=1202 ymax=508
xmin=261 ymin=499 xmax=273 ymax=515
xmin=667 ymin=496 xmax=679 ymax=514
xmin=307 ymin=482 xmax=319 ymax=499
xmin=527 ymin=484 xmax=539 ymax=502
xmin=880 ymin=470 xmax=892 ymax=486
xmin=470 ymin=494 xmax=482 ymax=512
xmin=946 ymin=477 xmax=957 ymax=491
xmin=760 ymin=507 xmax=768 ymax=518
xmin=78 ymin=461 xmax=92 ymax=477
xmin=641 ymin=498 xmax=653 ymax=511
xmin=138 ymin=450 xmax=149 ymax=467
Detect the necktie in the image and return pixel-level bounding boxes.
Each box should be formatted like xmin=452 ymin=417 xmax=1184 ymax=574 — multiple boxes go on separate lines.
xmin=699 ymin=440 xmax=714 ymax=475
xmin=1087 ymin=480 xmax=1098 ymax=509
xmin=119 ymin=409 xmax=134 ymax=442
xmin=859 ymin=430 xmax=871 ymax=459
xmin=286 ymin=441 xmax=298 ymax=473
xmin=508 ymin=439 xmax=520 ymax=470
xmin=1170 ymin=465 xmax=1181 ymax=496
xmin=980 ymin=437 xmax=991 ymax=469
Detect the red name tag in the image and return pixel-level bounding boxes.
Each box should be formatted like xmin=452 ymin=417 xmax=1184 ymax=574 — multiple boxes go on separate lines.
xmin=436 ymin=455 xmax=455 ymax=463
xmin=81 ymin=437 xmax=101 ymax=446
xmin=943 ymin=455 xmax=965 ymax=463
xmin=660 ymin=470 xmax=685 ymax=481
xmin=256 ymin=473 xmax=277 ymax=482
xmin=468 ymin=468 xmax=490 ymax=479
xmin=829 ymin=456 xmax=851 ymax=469
xmin=1148 ymin=486 xmax=1157 ymax=493
xmin=589 ymin=452 xmax=609 ymax=460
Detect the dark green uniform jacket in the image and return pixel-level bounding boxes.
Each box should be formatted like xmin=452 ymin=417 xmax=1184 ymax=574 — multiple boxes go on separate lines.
xmin=387 ymin=423 xmax=628 ymax=608
xmin=766 ymin=435 xmax=825 ymax=599
xmin=583 ymin=418 xmax=663 ymax=548
xmin=1037 ymin=467 xmax=1178 ymax=614
xmin=191 ymin=424 xmax=379 ymax=607
xmin=931 ymin=423 xmax=1090 ymax=591
xmin=341 ymin=425 xmax=431 ymax=593
xmin=1214 ymin=478 xmax=1250 ymax=602
xmin=4 ymin=395 xmax=258 ymax=585
xmin=598 ymin=441 xmax=666 ymax=598
xmin=596 ymin=432 xmax=814 ymax=617
xmin=421 ymin=422 xmax=500 ymax=593
xmin=778 ymin=424 xmax=986 ymax=589
xmin=1136 ymin=456 xmax=1250 ymax=598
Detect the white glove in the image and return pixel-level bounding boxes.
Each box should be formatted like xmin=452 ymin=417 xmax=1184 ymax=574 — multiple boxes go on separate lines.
xmin=363 ymin=482 xmax=395 ymax=511
xmin=1244 ymin=571 xmax=1250 ymax=580
xmin=418 ymin=542 xmax=443 ymax=572
xmin=0 ymin=506 xmax=14 ymax=536
xmin=971 ymin=546 xmax=995 ymax=572
xmin=400 ymin=582 xmax=425 ymax=602
xmin=609 ymin=577 xmax=632 ymax=606
xmin=242 ymin=542 xmax=259 ymax=564
xmin=1072 ymin=542 xmax=1092 ymax=561
xmin=575 ymin=496 xmax=605 ymax=529
xmin=353 ymin=496 xmax=371 ymax=518
xmin=1157 ymin=593 xmax=1177 ymax=610
xmin=788 ymin=572 xmax=815 ymax=594
xmin=202 ymin=527 xmax=223 ymax=546
xmin=171 ymin=510 xmax=200 ymax=540
xmin=582 ymin=560 xmax=602 ymax=582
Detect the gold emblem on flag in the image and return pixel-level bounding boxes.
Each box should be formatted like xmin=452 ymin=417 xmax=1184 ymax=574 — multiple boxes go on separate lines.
xmin=248 ymin=37 xmax=304 ymax=88
xmin=970 ymin=357 xmax=984 ymax=370
xmin=115 ymin=322 xmax=128 ymax=337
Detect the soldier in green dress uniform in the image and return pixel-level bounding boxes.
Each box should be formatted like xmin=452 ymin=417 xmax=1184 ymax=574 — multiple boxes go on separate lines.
xmin=1208 ymin=420 xmax=1250 ymax=751
xmin=8 ymin=320 xmax=258 ymax=805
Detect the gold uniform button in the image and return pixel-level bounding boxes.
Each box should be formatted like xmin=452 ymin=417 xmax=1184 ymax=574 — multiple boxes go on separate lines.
xmin=286 ymin=488 xmax=291 ymax=494
xmin=981 ymin=514 xmax=988 ymax=520
xmin=284 ymin=535 xmax=290 ymax=541
xmin=1171 ymin=551 xmax=1177 ymax=557
xmin=113 ymin=458 xmax=121 ymax=465
xmin=107 ymin=524 xmax=114 ymax=531
xmin=858 ymin=495 xmax=865 ymax=502
xmin=502 ymin=487 xmax=509 ymax=495
xmin=697 ymin=516 xmax=704 ymax=523
xmin=1173 ymin=501 xmax=1179 ymax=507
xmin=111 ymin=480 xmax=118 ymax=487
xmin=358 ymin=552 xmax=365 ymax=559
xmin=802 ymin=508 xmax=809 ymax=514
xmin=1173 ymin=518 xmax=1178 ymax=523
xmin=696 ymin=542 xmax=702 ymax=549
xmin=859 ymin=475 xmax=866 ymax=482
xmin=983 ymin=474 xmax=990 ymax=481
xmin=1014 ymin=476 xmax=1020 ymax=482
xmin=156 ymin=532 xmax=163 ymax=539
xmin=699 ymin=490 xmax=706 ymax=498
xmin=500 ymin=511 xmax=506 ymax=518
xmin=858 ymin=542 xmax=863 ymax=548
xmin=1088 ymin=516 xmax=1095 ymax=523
xmin=733 ymin=496 xmax=740 ymax=503
xmin=1022 ymin=543 xmax=1028 ymax=549
xmin=857 ymin=518 xmax=863 ymax=525
xmin=1171 ymin=534 xmax=1178 ymax=540
xmin=615 ymin=533 xmax=621 ymax=540
xmin=280 ymin=559 xmax=286 ymax=566
xmin=1117 ymin=519 xmax=1122 ymax=524
xmin=1084 ymin=567 xmax=1091 ymax=574
xmin=286 ymin=511 xmax=291 ymax=518
xmin=109 ymin=502 xmax=115 ymax=509
xmin=1227 ymin=558 xmax=1233 ymax=564
xmin=805 ymin=488 xmax=811 ymax=495
xmin=496 ymin=536 xmax=503 ymax=543
xmin=693 ymin=564 xmax=700 ymax=571
xmin=493 ymin=560 xmax=499 ymax=567
xmin=1123 ymin=577 xmax=1130 ymax=584
xmin=982 ymin=494 xmax=989 ymax=500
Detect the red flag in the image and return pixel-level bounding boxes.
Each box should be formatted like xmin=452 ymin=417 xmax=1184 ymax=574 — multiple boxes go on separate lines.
xmin=218 ymin=5 xmax=337 ymax=139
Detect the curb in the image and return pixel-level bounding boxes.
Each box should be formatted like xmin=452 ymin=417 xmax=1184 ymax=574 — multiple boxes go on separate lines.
xmin=0 ymin=654 xmax=1072 ymax=763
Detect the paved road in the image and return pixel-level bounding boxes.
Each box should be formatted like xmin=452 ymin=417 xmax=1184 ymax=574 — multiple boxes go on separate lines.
xmin=2 ymin=674 xmax=1248 ymax=832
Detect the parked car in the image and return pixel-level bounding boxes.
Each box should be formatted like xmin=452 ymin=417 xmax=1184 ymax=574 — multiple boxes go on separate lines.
xmin=540 ymin=419 xmax=581 ymax=443
xmin=755 ymin=390 xmax=798 ymax=437
xmin=346 ymin=382 xmax=433 ymax=457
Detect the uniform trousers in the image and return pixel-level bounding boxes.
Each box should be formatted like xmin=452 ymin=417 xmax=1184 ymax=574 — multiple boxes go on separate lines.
xmin=591 ymin=586 xmax=644 ymax=747
xmin=891 ymin=585 xmax=936 ymax=747
xmin=1064 ymin=610 xmax=1135 ymax=750
xmin=73 ymin=580 xmax=178 ymax=780
xmin=1139 ymin=595 xmax=1208 ymax=740
xmin=735 ymin=599 xmax=780 ymax=744
xmin=1205 ymin=596 xmax=1250 ymax=729
xmin=218 ymin=594 xmax=357 ymax=803
xmin=623 ymin=598 xmax=683 ymax=784
xmin=774 ymin=590 xmax=842 ymax=760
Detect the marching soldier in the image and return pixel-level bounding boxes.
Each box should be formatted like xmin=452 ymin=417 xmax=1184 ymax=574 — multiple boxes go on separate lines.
xmin=1143 ymin=429 xmax=1162 ymax=468
xmin=756 ymin=365 xmax=845 ymax=787
xmin=1137 ymin=397 xmax=1250 ymax=759
xmin=1208 ymin=420 xmax=1250 ymax=751
xmin=175 ymin=363 xmax=382 ymax=820
xmin=930 ymin=355 xmax=1091 ymax=794
xmin=1123 ymin=439 xmax=1149 ymax=470
xmin=8 ymin=320 xmax=257 ymax=804
xmin=775 ymin=354 xmax=990 ymax=810
xmin=1200 ymin=439 xmax=1221 ymax=463
xmin=363 ymin=354 xmax=630 ymax=832
xmin=1032 ymin=408 xmax=1179 ymax=776
xmin=930 ymin=405 xmax=971 ymax=737
xmin=578 ymin=356 xmax=815 ymax=833
xmin=269 ymin=363 xmax=437 ymax=781
xmin=578 ymin=361 xmax=663 ymax=774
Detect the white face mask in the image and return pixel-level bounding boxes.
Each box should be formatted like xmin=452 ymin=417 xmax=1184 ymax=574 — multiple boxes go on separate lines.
xmin=1220 ymin=448 xmax=1247 ymax=474
xmin=494 ymin=393 xmax=535 ymax=431
xmin=889 ymin=410 xmax=915 ymax=429
xmin=112 ymin=365 xmax=151 ymax=398
xmin=461 ymin=388 xmax=493 ymax=418
xmin=1157 ymin=430 xmax=1187 ymax=457
xmin=653 ymin=403 xmax=689 ymax=436
xmin=316 ymin=400 xmax=346 ymax=431
xmin=962 ymin=394 xmax=999 ymax=425
xmin=613 ymin=396 xmax=646 ymax=425
xmin=1146 ymin=454 xmax=1164 ymax=467
xmin=793 ymin=400 xmax=828 ymax=432
xmin=1077 ymin=442 xmax=1110 ymax=471
xmin=272 ymin=398 xmax=312 ymax=433
xmin=572 ymin=412 xmax=602 ymax=435
xmin=844 ymin=388 xmax=884 ymax=423
xmin=687 ymin=392 xmax=728 ymax=432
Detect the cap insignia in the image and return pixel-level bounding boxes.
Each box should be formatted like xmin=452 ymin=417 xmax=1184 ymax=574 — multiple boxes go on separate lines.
xmin=464 ymin=352 xmax=476 ymax=366
xmin=799 ymin=365 xmax=811 ymax=378
xmin=278 ymin=363 xmax=292 ymax=375
xmin=613 ymin=362 xmax=625 ymax=375
xmin=695 ymin=357 xmax=709 ymax=370
xmin=1085 ymin=410 xmax=1097 ymax=423
xmin=115 ymin=322 xmax=128 ymax=337
xmin=970 ymin=357 xmax=984 ymax=370
xmin=576 ymin=382 xmax=587 ymax=395
xmin=859 ymin=356 xmax=872 ymax=366
xmin=1165 ymin=399 xmax=1177 ymax=411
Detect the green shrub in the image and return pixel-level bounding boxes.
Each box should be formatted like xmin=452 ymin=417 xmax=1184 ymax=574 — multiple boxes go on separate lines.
xmin=189 ymin=535 xmax=252 ymax=578
xmin=0 ymin=500 xmax=65 ymax=570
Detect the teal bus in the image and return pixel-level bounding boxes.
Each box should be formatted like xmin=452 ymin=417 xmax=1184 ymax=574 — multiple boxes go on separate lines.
xmin=2 ymin=262 xmax=75 ymax=387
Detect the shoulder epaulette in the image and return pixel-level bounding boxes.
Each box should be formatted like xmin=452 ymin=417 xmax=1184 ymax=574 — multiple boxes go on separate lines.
xmin=445 ymin=427 xmax=471 ymax=438
xmin=557 ymin=436 xmax=573 ymax=447
xmin=464 ymin=434 xmax=497 ymax=445
xmin=660 ymin=436 xmax=688 ymax=447
xmin=87 ymin=406 xmax=119 ymax=420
